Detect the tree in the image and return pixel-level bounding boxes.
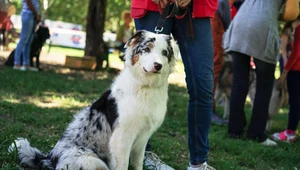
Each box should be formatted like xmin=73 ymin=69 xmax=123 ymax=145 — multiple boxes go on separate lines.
xmin=84 ymin=0 xmax=107 ymax=70
xmin=41 ymin=0 xmax=55 ymax=21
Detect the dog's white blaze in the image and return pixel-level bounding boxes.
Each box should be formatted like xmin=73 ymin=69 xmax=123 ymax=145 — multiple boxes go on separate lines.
xmin=108 ymin=31 xmax=178 ymax=169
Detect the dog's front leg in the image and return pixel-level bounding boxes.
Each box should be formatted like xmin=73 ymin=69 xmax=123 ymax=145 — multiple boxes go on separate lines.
xmin=130 ymin=136 xmax=149 ymax=170
xmin=109 ymin=128 xmax=136 ymax=170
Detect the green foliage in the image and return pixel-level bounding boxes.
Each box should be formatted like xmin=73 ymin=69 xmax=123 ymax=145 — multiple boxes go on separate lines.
xmin=46 ymin=0 xmax=89 ymax=26
xmin=106 ymin=0 xmax=131 ymax=32
xmin=10 ymin=0 xmax=130 ymax=32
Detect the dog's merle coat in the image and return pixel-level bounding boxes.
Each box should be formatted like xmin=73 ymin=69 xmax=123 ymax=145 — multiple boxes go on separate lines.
xmin=10 ymin=30 xmax=179 ymax=170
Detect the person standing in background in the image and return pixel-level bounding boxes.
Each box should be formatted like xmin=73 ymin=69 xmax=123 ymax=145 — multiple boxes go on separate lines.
xmin=279 ymin=17 xmax=300 ymax=74
xmin=0 ymin=0 xmax=10 ymax=51
xmin=210 ymin=0 xmax=234 ymax=125
xmin=116 ymin=10 xmax=134 ymax=57
xmin=272 ymin=22 xmax=300 ymax=143
xmin=13 ymin=0 xmax=40 ymax=71
xmin=223 ymin=0 xmax=299 ymax=146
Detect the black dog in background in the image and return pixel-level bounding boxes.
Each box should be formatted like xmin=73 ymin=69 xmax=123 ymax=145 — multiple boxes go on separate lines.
xmin=4 ymin=25 xmax=50 ymax=69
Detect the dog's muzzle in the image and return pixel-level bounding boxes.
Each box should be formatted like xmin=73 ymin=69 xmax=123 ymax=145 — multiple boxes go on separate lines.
xmin=143 ymin=62 xmax=163 ymax=73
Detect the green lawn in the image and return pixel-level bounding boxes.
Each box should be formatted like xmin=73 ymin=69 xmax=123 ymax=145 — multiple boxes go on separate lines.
xmin=0 ymin=55 xmax=299 ymax=170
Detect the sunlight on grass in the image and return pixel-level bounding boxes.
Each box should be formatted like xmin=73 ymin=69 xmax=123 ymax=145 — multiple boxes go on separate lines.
xmin=279 ymin=107 xmax=289 ymax=114
xmin=45 ymin=45 xmax=84 ymax=57
xmin=1 ymin=94 xmax=22 ymax=104
xmin=9 ymin=42 xmax=84 ymax=57
xmin=32 ymin=95 xmax=89 ymax=108
xmin=1 ymin=93 xmax=88 ymax=109
xmin=168 ymin=61 xmax=186 ymax=86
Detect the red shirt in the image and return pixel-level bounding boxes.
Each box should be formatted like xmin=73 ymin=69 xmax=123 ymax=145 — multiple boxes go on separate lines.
xmin=230 ymin=5 xmax=237 ymax=19
xmin=0 ymin=11 xmax=8 ymax=30
xmin=131 ymin=0 xmax=218 ymax=19
xmin=285 ymin=25 xmax=300 ymax=71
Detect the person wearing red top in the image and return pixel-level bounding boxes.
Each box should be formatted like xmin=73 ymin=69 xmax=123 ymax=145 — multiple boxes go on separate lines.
xmin=230 ymin=0 xmax=243 ymax=19
xmin=272 ymin=24 xmax=300 ymax=143
xmin=210 ymin=0 xmax=233 ymax=126
xmin=0 ymin=11 xmax=8 ymax=51
xmin=131 ymin=0 xmax=217 ymax=170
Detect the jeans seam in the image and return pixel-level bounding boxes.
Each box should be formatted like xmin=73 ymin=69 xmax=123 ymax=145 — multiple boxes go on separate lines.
xmin=186 ymin=42 xmax=200 ymax=164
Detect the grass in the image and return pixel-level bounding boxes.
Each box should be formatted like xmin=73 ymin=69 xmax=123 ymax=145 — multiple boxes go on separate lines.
xmin=0 ymin=53 xmax=300 ymax=170
xmin=9 ymin=42 xmax=85 ymax=57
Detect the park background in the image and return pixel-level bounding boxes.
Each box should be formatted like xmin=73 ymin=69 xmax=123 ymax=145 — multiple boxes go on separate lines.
xmin=0 ymin=0 xmax=300 ymax=169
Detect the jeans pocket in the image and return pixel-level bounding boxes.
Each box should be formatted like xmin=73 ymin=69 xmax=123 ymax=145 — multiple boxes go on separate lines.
xmin=264 ymin=30 xmax=281 ymax=61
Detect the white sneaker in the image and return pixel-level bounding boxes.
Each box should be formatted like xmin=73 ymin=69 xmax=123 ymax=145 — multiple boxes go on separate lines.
xmin=144 ymin=151 xmax=174 ymax=170
xmin=28 ymin=67 xmax=38 ymax=71
xmin=187 ymin=162 xmax=216 ymax=170
xmin=260 ymin=138 xmax=277 ymax=146
xmin=19 ymin=66 xmax=27 ymax=71
xmin=13 ymin=65 xmax=26 ymax=71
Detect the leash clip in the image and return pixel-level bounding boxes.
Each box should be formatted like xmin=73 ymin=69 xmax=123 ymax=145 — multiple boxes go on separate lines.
xmin=155 ymin=26 xmax=164 ymax=34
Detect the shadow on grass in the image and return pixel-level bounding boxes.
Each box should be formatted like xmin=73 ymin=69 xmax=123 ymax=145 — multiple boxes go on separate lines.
xmin=0 ymin=56 xmax=300 ymax=169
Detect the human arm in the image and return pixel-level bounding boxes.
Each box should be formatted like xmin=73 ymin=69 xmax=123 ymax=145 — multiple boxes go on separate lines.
xmin=280 ymin=0 xmax=299 ymax=21
xmin=281 ymin=34 xmax=289 ymax=65
xmin=25 ymin=0 xmax=40 ymax=21
xmin=279 ymin=69 xmax=288 ymax=85
xmin=218 ymin=0 xmax=231 ymax=30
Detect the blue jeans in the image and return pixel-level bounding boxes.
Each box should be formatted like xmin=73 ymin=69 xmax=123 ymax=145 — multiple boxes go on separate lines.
xmin=135 ymin=11 xmax=214 ymax=164
xmin=14 ymin=12 xmax=35 ymax=66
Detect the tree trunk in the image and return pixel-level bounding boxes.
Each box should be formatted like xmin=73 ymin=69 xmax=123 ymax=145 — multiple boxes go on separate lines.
xmin=84 ymin=0 xmax=107 ymax=70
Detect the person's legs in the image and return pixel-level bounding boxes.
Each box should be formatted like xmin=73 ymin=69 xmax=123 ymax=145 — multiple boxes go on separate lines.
xmin=172 ymin=17 xmax=213 ymax=165
xmin=287 ymin=71 xmax=300 ymax=131
xmin=272 ymin=71 xmax=300 ymax=143
xmin=247 ymin=58 xmax=275 ymax=142
xmin=211 ymin=12 xmax=224 ymax=111
xmin=228 ymin=52 xmax=250 ymax=137
xmin=210 ymin=12 xmax=228 ymax=125
xmin=0 ymin=29 xmax=5 ymax=51
xmin=22 ymin=26 xmax=35 ymax=66
xmin=14 ymin=12 xmax=35 ymax=67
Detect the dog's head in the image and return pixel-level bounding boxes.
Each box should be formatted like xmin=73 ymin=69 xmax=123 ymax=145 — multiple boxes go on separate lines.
xmin=36 ymin=26 xmax=50 ymax=43
xmin=123 ymin=30 xmax=179 ymax=86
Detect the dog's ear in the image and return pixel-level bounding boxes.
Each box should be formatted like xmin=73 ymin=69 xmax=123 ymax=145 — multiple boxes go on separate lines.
xmin=169 ymin=35 xmax=180 ymax=60
xmin=124 ymin=30 xmax=145 ymax=48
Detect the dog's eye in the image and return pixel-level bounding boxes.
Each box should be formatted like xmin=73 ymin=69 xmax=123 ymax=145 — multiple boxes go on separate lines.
xmin=143 ymin=47 xmax=150 ymax=53
xmin=161 ymin=50 xmax=168 ymax=56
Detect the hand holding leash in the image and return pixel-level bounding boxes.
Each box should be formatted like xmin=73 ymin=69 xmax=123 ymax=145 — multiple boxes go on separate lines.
xmin=279 ymin=69 xmax=288 ymax=89
xmin=152 ymin=0 xmax=170 ymax=8
xmin=177 ymin=0 xmax=191 ymax=8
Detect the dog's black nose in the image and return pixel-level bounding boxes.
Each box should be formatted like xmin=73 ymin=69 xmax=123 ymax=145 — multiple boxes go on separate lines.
xmin=154 ymin=62 xmax=162 ymax=71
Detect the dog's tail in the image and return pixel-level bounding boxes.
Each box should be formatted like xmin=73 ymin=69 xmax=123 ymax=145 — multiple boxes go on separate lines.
xmin=8 ymin=138 xmax=48 ymax=169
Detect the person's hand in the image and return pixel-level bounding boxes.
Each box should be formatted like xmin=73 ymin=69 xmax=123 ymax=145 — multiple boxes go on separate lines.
xmin=279 ymin=70 xmax=288 ymax=87
xmin=177 ymin=0 xmax=191 ymax=8
xmin=283 ymin=57 xmax=287 ymax=66
xmin=152 ymin=0 xmax=170 ymax=9
xmin=152 ymin=0 xmax=159 ymax=4
xmin=35 ymin=14 xmax=41 ymax=22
